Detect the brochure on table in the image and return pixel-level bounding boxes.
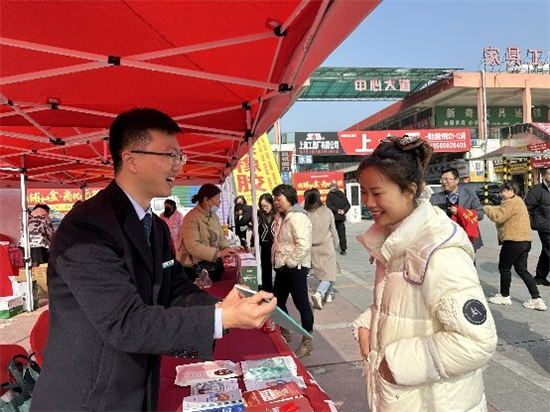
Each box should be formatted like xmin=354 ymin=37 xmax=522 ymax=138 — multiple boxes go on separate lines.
xmin=235 ymin=285 xmax=312 ymax=339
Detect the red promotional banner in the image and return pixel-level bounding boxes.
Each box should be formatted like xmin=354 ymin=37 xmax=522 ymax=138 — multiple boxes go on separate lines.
xmin=27 ymin=187 xmax=102 ymax=212
xmin=291 ymin=171 xmax=344 ymax=204
xmin=338 ymin=129 xmax=471 ymax=154
xmin=528 ymin=142 xmax=550 ymax=168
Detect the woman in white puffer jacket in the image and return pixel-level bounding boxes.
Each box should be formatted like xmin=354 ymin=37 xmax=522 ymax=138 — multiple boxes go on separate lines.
xmin=352 ymin=135 xmax=497 ymax=412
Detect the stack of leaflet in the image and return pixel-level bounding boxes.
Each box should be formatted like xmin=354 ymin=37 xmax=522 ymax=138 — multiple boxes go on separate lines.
xmin=240 ymin=356 xmax=306 ymax=392
xmin=175 ymin=361 xmax=241 ymax=387
xmin=182 ymin=389 xmax=244 ymax=412
xmin=242 ymin=382 xmax=313 ymax=412
xmin=174 ymin=361 xmax=245 ymax=411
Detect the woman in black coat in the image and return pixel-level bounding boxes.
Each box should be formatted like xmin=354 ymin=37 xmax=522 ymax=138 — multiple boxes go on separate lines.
xmin=258 ymin=193 xmax=275 ymax=292
xmin=233 ymin=195 xmax=252 ymax=248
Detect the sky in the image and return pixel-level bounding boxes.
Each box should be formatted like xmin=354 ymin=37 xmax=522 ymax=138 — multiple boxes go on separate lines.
xmin=280 ymin=0 xmax=550 ymax=133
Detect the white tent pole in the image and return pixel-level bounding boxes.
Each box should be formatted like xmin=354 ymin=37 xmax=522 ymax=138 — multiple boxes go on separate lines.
xmin=248 ymin=137 xmax=262 ymax=288
xmin=221 ymin=181 xmax=227 ymax=225
xmin=20 ymin=169 xmax=34 ymax=312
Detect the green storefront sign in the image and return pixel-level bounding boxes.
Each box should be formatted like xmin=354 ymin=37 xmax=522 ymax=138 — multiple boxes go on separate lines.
xmin=435 ymin=106 xmax=548 ymax=128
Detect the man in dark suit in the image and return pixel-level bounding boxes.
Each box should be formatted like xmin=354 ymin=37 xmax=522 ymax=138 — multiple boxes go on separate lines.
xmin=430 ymin=167 xmax=484 ymax=251
xmin=325 ymin=182 xmax=351 ymax=255
xmin=30 ymin=108 xmax=276 ymax=412
xmin=524 ymin=167 xmax=550 ymax=286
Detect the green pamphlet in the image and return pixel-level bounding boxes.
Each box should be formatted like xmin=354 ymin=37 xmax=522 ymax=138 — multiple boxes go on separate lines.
xmin=234 ymin=285 xmax=313 ymax=339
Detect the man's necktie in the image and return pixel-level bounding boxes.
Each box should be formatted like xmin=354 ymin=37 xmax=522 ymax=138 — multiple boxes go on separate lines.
xmin=142 ymin=213 xmax=152 ymax=241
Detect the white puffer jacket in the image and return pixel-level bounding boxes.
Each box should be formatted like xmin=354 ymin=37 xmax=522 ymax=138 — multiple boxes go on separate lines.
xmin=352 ymin=200 xmax=497 ymax=412
xmin=272 ymin=204 xmax=312 ymax=269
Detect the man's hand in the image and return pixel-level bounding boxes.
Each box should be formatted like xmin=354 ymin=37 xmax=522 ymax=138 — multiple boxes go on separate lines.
xmin=448 ymin=205 xmax=458 ymax=216
xmin=358 ymin=327 xmax=370 ymax=359
xmin=220 ymin=289 xmax=277 ymax=329
xmin=337 ymin=209 xmax=345 ymax=215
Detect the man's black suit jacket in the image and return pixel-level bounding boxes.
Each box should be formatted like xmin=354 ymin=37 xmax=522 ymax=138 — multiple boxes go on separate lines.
xmin=31 ymin=181 xmax=219 ymax=411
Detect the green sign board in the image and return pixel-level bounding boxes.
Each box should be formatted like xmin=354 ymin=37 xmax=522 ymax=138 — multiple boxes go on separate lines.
xmin=298 ymin=67 xmax=456 ymax=101
xmin=435 ymin=106 xmax=548 ymax=128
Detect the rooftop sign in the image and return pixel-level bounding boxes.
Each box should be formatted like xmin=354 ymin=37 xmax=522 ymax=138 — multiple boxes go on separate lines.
xmin=482 ymin=46 xmax=549 ymax=72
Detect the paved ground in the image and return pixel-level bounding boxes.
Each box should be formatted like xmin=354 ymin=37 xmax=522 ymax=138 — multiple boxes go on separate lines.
xmin=1 ymin=217 xmax=548 ymax=412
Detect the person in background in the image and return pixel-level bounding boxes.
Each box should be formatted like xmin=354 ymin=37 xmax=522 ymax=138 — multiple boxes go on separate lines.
xmin=430 ymin=167 xmax=484 ymax=251
xmin=30 ymin=108 xmax=276 ymax=412
xmin=524 ymin=167 xmax=550 ymax=287
xmin=418 ymin=180 xmax=434 ymax=201
xmin=325 ymin=182 xmax=350 ymax=255
xmin=304 ymin=188 xmax=339 ymax=310
xmin=258 ymin=193 xmax=275 ymax=292
xmin=160 ymin=198 xmax=184 ymax=250
xmin=19 ymin=203 xmax=55 ymax=266
xmin=176 ymin=184 xmax=241 ymax=280
xmin=483 ymin=182 xmax=546 ymax=311
xmin=233 ymin=195 xmax=252 ymax=248
xmin=353 ymin=135 xmax=496 ymax=412
xmin=271 ymin=184 xmax=313 ymax=358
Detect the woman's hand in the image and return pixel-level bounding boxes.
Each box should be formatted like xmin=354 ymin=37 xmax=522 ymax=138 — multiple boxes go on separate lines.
xmin=218 ymin=247 xmax=238 ymax=258
xmin=379 ymin=358 xmax=396 ymax=384
xmin=358 ymin=327 xmax=370 ymax=359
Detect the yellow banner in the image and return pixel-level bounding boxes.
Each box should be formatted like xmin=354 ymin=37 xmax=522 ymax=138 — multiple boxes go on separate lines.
xmin=233 ymin=134 xmax=282 ymax=204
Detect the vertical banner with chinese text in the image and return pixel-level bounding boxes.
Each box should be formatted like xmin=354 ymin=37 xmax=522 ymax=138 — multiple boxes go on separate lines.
xmin=232 ymin=134 xmax=282 ymax=204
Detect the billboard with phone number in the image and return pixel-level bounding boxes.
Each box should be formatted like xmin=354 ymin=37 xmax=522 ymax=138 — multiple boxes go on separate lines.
xmin=295 ymin=129 xmax=471 ymax=156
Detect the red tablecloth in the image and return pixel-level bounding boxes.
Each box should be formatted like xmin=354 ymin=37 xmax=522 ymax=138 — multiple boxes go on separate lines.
xmin=157 ymin=280 xmax=333 ymax=412
xmin=8 ymin=247 xmax=24 ymax=270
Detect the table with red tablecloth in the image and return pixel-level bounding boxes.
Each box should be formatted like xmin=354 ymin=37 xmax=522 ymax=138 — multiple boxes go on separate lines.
xmin=157 ymin=279 xmax=333 ymax=412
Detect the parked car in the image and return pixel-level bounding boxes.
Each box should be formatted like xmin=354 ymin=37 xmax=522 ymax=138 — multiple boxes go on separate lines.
xmin=475 ymin=184 xmax=502 ymax=205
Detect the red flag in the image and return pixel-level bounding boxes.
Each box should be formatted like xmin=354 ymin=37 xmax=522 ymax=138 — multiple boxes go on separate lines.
xmin=452 ymin=206 xmax=479 ymax=244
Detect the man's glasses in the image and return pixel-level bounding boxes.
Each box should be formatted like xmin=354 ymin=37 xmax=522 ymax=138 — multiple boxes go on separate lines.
xmin=439 ymin=178 xmax=456 ymax=183
xmin=130 ymin=150 xmax=187 ymax=165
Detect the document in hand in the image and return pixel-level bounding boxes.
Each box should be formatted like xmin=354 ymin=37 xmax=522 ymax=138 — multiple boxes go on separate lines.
xmin=234 ymin=285 xmax=313 ymax=339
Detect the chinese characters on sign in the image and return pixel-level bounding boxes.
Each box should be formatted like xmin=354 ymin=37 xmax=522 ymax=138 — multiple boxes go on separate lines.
xmin=296 ymin=155 xmax=313 ymax=165
xmin=291 ymin=171 xmax=344 ymax=204
xmin=27 ymin=188 xmax=101 ymax=211
xmin=528 ymin=142 xmax=550 ymax=168
xmin=296 ymin=129 xmax=471 ymax=156
xmin=482 ymin=46 xmax=548 ymax=71
xmin=354 ymin=78 xmax=411 ymax=92
xmin=435 ymin=106 xmax=548 ymax=128
xmin=233 ymin=134 xmax=282 ymax=204
xmin=295 ymin=132 xmax=342 ymax=155
xmin=279 ymin=151 xmax=292 ymax=172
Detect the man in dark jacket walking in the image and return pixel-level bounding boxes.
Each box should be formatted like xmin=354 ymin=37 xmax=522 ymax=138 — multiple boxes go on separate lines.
xmin=326 ymin=182 xmax=351 ymax=255
xmin=525 ymin=167 xmax=550 ymax=286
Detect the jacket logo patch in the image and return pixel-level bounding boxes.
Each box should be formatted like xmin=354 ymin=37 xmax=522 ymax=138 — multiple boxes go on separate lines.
xmin=162 ymin=259 xmax=174 ymax=269
xmin=463 ymin=299 xmax=487 ymax=325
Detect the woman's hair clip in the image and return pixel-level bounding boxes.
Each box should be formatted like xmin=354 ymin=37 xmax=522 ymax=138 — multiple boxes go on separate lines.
xmin=382 ymin=134 xmax=423 ymax=151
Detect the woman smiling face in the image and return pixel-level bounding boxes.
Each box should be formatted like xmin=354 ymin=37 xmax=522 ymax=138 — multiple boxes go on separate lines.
xmin=359 ymin=166 xmax=416 ymax=227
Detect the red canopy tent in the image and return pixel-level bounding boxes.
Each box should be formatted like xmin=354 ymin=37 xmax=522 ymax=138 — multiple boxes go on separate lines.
xmin=0 ymin=0 xmax=381 ymax=188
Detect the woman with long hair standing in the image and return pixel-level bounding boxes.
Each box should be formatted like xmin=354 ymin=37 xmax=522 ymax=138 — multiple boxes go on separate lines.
xmin=303 ymin=188 xmax=339 ymax=310
xmin=258 ymin=193 xmax=275 ymax=292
